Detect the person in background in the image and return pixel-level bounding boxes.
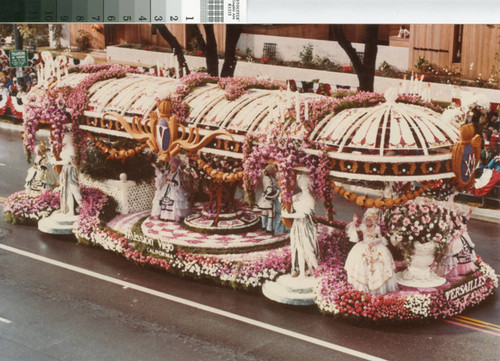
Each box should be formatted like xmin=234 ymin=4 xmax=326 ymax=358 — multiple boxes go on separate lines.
xmin=490 ymin=128 xmax=499 ymax=153
xmin=481 ymin=129 xmax=491 ymax=148
xmin=487 ymin=154 xmax=500 ymax=171
xmin=159 ymin=158 xmax=189 ymax=222
xmin=487 ymin=111 xmax=499 ymax=132
xmin=398 ymin=25 xmax=410 ymax=38
xmin=481 ymin=142 xmax=497 ymax=166
xmin=0 ymin=83 xmax=8 ymax=100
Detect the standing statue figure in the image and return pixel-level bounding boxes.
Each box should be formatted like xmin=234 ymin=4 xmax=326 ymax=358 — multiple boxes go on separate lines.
xmin=151 ymin=162 xmax=168 ymax=219
xmin=345 ymin=209 xmax=397 ymax=295
xmin=55 ymin=135 xmax=82 ymax=215
xmin=25 ymin=141 xmax=57 ymax=195
xmin=281 ymin=174 xmax=319 ymax=278
xmin=257 ymin=164 xmax=287 ymax=234
xmin=159 ymin=158 xmax=189 ymax=222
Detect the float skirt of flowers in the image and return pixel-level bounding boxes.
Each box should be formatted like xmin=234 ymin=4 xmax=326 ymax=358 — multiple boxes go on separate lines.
xmin=75 ymin=194 xmax=497 ymax=320
xmin=315 ymin=227 xmax=498 ymax=322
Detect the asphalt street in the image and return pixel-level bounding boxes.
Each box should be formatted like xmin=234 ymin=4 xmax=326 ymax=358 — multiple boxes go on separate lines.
xmin=0 ymin=126 xmax=499 ymax=361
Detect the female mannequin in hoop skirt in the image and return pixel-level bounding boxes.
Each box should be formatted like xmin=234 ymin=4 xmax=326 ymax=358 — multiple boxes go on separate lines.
xmin=345 ymin=208 xmax=397 ymax=295
xmin=159 ymin=158 xmax=189 ymax=222
xmin=281 ymin=174 xmax=319 ymax=278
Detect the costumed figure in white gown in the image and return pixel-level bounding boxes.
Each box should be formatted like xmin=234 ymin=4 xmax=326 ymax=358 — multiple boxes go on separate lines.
xmin=159 ymin=158 xmax=189 ymax=222
xmin=56 ymin=135 xmax=82 ymax=215
xmin=257 ymin=164 xmax=287 ymax=234
xmin=281 ymin=174 xmax=319 ymax=278
xmin=345 ymin=209 xmax=397 ymax=295
xmin=25 ymin=141 xmax=57 ymax=195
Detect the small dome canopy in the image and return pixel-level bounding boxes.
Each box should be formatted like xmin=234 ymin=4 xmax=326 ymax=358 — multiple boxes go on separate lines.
xmin=310 ymin=94 xmax=460 ymax=158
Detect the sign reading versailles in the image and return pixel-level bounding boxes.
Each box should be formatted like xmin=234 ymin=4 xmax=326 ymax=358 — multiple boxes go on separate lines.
xmin=9 ymin=50 xmax=28 ymax=68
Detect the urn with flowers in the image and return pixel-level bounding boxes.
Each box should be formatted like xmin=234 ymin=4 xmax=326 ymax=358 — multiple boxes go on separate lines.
xmin=386 ymin=198 xmax=464 ymax=287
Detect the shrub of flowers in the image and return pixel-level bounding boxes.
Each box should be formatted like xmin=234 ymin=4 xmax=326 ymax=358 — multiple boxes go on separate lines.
xmin=75 ymin=187 xmax=117 ymax=239
xmin=3 ymin=190 xmax=60 ymax=225
xmin=385 ymin=199 xmax=466 ymax=263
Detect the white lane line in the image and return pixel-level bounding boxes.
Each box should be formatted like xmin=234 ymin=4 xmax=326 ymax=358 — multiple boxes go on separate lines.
xmin=0 ymin=243 xmax=386 ymax=361
xmin=0 ymin=163 xmax=5 ymax=166
xmin=0 ymin=317 xmax=12 ymax=324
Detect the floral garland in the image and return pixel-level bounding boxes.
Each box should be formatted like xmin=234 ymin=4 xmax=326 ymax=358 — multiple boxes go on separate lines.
xmin=87 ymin=133 xmax=147 ymax=162
xmin=396 ymin=94 xmax=444 ymax=113
xmin=314 ymin=226 xmax=498 ymax=322
xmin=218 ymin=77 xmax=283 ymax=101
xmin=3 ymin=190 xmax=60 ymax=225
xmin=189 ymin=153 xmax=244 ymax=183
xmin=179 ymin=72 xmax=284 ymax=102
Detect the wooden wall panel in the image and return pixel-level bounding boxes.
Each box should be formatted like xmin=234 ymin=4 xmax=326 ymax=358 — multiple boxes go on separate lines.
xmin=242 ymin=25 xmax=330 ymax=40
xmin=409 ymin=24 xmax=499 ymax=81
xmin=241 ymin=25 xmax=399 ymax=44
xmin=408 ymin=24 xmax=454 ymax=70
xmin=104 ymin=24 xmax=186 ymax=49
xmin=69 ymin=24 xmax=105 ymax=50
xmin=460 ymin=25 xmax=500 ymax=80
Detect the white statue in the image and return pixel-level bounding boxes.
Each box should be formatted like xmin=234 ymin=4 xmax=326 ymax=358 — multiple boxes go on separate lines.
xmin=345 ymin=208 xmax=397 ymax=295
xmin=151 ymin=162 xmax=168 ymax=220
xmin=281 ymin=174 xmax=319 ymax=278
xmin=257 ymin=164 xmax=282 ymax=233
xmin=54 ymin=135 xmax=82 ymax=215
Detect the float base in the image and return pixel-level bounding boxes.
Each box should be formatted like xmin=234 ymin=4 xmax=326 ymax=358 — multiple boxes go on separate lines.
xmin=262 ymin=274 xmax=317 ymax=306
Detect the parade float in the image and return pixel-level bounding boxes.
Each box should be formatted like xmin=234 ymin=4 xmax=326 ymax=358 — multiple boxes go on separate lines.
xmin=4 ymin=53 xmax=497 ymax=322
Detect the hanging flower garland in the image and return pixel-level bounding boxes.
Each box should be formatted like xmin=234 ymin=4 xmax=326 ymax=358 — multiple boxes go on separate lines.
xmin=241 ymin=89 xmax=449 ymax=212
xmin=23 ymin=87 xmax=69 ymax=161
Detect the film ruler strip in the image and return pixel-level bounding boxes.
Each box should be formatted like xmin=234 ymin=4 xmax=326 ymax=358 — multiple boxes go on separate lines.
xmin=0 ymin=0 xmax=246 ymax=23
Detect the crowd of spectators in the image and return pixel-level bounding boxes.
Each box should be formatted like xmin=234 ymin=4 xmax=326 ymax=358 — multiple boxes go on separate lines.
xmin=0 ymin=49 xmax=39 ymax=102
xmin=477 ymin=109 xmax=500 ymax=171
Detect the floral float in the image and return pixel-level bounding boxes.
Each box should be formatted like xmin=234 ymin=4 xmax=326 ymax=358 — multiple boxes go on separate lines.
xmin=6 ymin=57 xmax=496 ymax=322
